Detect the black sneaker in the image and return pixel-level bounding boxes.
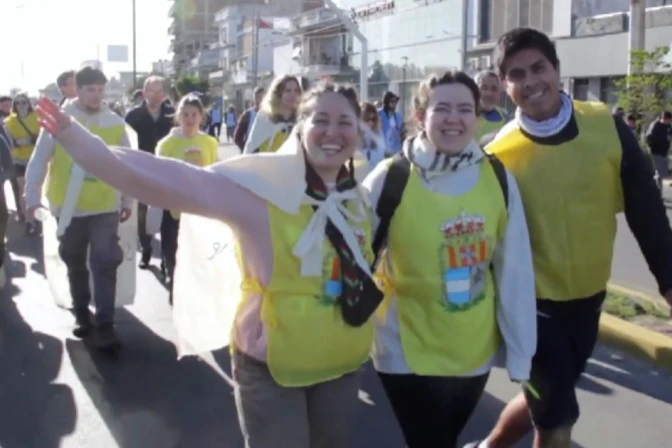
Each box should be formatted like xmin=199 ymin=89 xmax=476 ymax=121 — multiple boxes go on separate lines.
xmin=94 ymin=324 xmax=121 ymax=351
xmin=72 ymin=308 xmax=93 ymax=338
xmin=138 ymin=250 xmax=152 ymax=269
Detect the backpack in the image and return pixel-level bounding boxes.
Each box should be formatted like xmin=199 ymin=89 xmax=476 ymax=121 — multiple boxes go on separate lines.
xmin=371 ymin=152 xmax=509 ymax=259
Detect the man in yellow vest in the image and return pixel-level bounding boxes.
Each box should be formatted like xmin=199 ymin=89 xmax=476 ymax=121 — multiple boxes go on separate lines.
xmin=466 ymin=28 xmax=672 ymax=448
xmin=475 ymin=70 xmax=509 ymax=142
xmin=24 ymin=66 xmax=133 ymax=350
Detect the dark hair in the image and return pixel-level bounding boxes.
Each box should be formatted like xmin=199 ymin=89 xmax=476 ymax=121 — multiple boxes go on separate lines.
xmin=0 ymin=96 xmax=11 ymax=103
xmin=360 ymin=101 xmax=380 ymax=132
xmin=253 ymin=86 xmax=265 ymax=96
xmin=493 ymin=27 xmax=559 ymax=78
xmin=413 ymin=71 xmax=481 ymax=122
xmin=298 ymin=81 xmax=361 ymax=120
xmin=382 ymin=91 xmax=398 ymax=108
xmin=11 ymin=92 xmax=34 ymax=115
xmin=57 ymin=70 xmax=76 ymax=88
xmin=626 ymin=114 xmax=637 ymax=121
xmin=132 ymin=89 xmax=144 ymax=101
xmin=75 ymin=67 xmax=107 ymax=88
xmin=662 ymin=111 xmax=672 ymax=120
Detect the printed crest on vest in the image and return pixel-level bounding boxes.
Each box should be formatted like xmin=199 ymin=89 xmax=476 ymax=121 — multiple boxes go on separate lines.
xmin=184 ymin=147 xmax=204 ymax=166
xmin=316 ymin=227 xmax=367 ymax=307
xmin=438 ymin=211 xmax=492 ymax=312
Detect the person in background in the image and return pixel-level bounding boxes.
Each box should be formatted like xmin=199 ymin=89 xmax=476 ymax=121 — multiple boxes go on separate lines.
xmin=155 ymin=94 xmax=218 ymax=303
xmin=625 ymin=113 xmax=639 ymax=139
xmin=131 ymin=90 xmax=144 ymax=107
xmin=25 ymin=66 xmax=133 ymax=350
xmin=359 ymin=101 xmax=386 ymax=169
xmin=378 ymin=91 xmax=405 ymax=156
xmin=0 ymin=96 xmax=12 ymax=120
xmin=475 ymin=70 xmax=509 ymax=141
xmin=4 ymin=92 xmax=39 ymax=233
xmin=208 ymin=103 xmax=223 ymax=139
xmin=646 ymin=111 xmax=672 ymax=190
xmin=57 ymin=70 xmax=77 ymax=106
xmin=469 ymin=27 xmax=672 ymax=448
xmin=365 ymin=71 xmax=536 ymax=448
xmin=234 ymin=86 xmax=265 ymax=152
xmin=125 ymin=75 xmax=175 ymax=269
xmin=243 ymin=75 xmax=301 ymax=154
xmin=223 ymin=105 xmax=237 ymax=143
xmin=0 ymin=123 xmax=14 ymax=287
xmin=613 ymin=106 xmax=625 ymax=120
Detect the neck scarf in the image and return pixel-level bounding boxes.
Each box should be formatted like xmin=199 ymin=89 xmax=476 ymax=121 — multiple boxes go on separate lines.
xmin=404 ymin=132 xmax=484 ymax=181
xmin=303 ymin=157 xmax=382 ymax=327
xmin=515 ymin=92 xmax=573 ymax=138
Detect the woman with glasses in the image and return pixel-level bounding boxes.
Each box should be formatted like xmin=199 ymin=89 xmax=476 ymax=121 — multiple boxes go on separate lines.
xmin=4 ymin=93 xmax=39 ymax=233
xmin=360 ymin=102 xmax=386 ymax=169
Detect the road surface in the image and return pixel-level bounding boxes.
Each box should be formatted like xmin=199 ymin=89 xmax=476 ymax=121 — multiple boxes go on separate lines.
xmin=611 ymin=182 xmax=672 ymax=302
xmin=0 ymin=143 xmax=671 ymax=447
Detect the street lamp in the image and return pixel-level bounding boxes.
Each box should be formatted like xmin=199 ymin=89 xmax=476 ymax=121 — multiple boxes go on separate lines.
xmin=401 ymin=56 xmax=408 ymax=118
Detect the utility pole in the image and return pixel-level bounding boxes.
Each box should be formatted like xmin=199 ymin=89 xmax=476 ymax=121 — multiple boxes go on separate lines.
xmin=251 ymin=6 xmax=260 ymax=90
xmin=132 ymin=0 xmax=137 ymax=88
xmin=401 ymin=56 xmax=408 ymax=118
xmin=628 ymin=0 xmax=646 ymax=80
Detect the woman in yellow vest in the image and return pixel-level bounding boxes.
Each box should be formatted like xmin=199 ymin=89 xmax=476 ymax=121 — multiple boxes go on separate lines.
xmin=475 ymin=70 xmax=509 ymax=143
xmin=242 ymin=74 xmax=302 ymax=154
xmin=363 ymin=71 xmax=537 ymax=448
xmin=156 ymin=94 xmax=219 ymax=301
xmin=4 ymin=93 xmax=40 ymax=233
xmin=35 ymin=81 xmax=381 ymax=448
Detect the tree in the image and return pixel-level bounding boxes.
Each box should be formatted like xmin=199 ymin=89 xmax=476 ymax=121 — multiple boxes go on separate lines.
xmin=175 ymin=74 xmax=211 ymax=106
xmin=614 ymin=46 xmax=672 ymax=122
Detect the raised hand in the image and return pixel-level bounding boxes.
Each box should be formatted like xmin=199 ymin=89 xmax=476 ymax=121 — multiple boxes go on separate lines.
xmin=36 ymin=97 xmax=72 ymax=137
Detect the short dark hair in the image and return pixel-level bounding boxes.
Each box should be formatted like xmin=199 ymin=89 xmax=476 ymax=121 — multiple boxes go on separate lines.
xmin=0 ymin=96 xmax=11 ymax=103
xmin=663 ymin=111 xmax=672 ymax=120
xmin=56 ymin=70 xmax=76 ymax=88
xmin=75 ymin=67 xmax=107 ymax=88
xmin=253 ymin=86 xmax=265 ymax=96
xmin=413 ymin=70 xmax=481 ymax=117
xmin=494 ymin=27 xmax=559 ymax=78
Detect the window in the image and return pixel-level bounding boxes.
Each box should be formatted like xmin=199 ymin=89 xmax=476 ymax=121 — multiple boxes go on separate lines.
xmin=573 ymin=78 xmax=589 ymax=101
xmin=478 ymin=0 xmax=492 ymax=43
xmin=600 ymin=77 xmax=622 ymax=105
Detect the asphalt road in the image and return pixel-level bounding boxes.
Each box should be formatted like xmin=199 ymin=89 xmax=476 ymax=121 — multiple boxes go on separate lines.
xmin=0 ymin=143 xmax=671 ymax=447
xmin=610 ymin=182 xmax=672 ymax=301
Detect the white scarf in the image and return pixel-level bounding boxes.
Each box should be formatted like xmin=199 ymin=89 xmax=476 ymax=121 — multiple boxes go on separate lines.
xmin=515 ymin=93 xmax=573 ymax=138
xmin=403 ymin=133 xmax=484 ymax=181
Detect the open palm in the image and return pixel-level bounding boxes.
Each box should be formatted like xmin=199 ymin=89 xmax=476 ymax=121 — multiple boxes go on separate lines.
xmin=36 ymin=97 xmax=72 ymax=136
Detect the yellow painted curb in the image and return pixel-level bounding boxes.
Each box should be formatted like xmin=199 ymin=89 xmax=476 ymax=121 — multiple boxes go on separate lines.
xmin=598 ymin=313 xmax=672 ymax=372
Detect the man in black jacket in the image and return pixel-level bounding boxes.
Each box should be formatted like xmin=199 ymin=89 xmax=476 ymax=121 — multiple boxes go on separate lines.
xmin=125 ymin=76 xmax=175 ymax=268
xmin=646 ymin=111 xmax=672 ymax=190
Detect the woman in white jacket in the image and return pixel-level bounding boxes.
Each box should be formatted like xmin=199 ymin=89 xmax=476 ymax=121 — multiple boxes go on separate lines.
xmin=363 ymin=71 xmax=537 ymax=448
xmin=359 ymin=102 xmax=387 ymax=169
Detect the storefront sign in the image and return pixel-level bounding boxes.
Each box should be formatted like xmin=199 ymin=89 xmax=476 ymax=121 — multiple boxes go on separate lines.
xmin=350 ymin=0 xmax=395 ymax=21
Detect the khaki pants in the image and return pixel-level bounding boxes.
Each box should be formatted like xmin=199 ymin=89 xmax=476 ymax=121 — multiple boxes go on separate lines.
xmin=232 ymin=350 xmax=361 ymax=448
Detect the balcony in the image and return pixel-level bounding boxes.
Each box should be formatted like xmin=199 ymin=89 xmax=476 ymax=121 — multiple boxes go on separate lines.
xmin=289 ymin=7 xmax=340 ymax=35
xmin=297 ymin=35 xmax=352 ymax=77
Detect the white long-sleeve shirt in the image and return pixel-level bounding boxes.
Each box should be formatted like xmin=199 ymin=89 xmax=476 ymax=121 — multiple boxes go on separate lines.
xmin=362 ymin=159 xmax=537 ymax=381
xmin=24 ymin=103 xmax=132 ymax=216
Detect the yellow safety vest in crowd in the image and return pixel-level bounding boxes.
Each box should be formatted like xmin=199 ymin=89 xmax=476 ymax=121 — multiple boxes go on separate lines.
xmin=5 ymin=112 xmax=39 ymax=162
xmin=158 ymin=131 xmax=219 ymax=218
xmin=245 ymin=201 xmax=375 ymax=387
xmin=380 ymin=160 xmax=507 ymax=376
xmin=487 ymin=101 xmax=623 ymax=300
xmin=47 ymin=122 xmax=126 ymax=212
xmin=476 ymin=107 xmax=508 ymax=141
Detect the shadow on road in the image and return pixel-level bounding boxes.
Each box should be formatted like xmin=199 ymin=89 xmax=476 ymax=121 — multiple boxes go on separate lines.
xmin=66 ymin=308 xmax=242 ymax=448
xmin=0 ymin=275 xmax=77 ymax=448
xmin=581 ymin=346 xmax=672 ymax=405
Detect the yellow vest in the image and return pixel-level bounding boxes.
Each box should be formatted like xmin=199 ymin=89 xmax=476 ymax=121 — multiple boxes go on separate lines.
xmin=258 ymin=129 xmax=289 ymax=153
xmin=4 ymin=112 xmax=39 ymax=162
xmin=487 ymin=101 xmax=623 ymax=300
xmin=380 ymin=160 xmax=507 ymax=376
xmin=247 ymin=201 xmax=375 ymax=387
xmin=46 ymin=122 xmax=125 ymax=212
xmin=158 ymin=132 xmax=219 ymax=218
xmin=476 ymin=107 xmax=508 ymax=140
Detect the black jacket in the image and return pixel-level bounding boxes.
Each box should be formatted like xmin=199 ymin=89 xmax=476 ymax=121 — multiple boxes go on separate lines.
xmin=124 ymin=101 xmax=175 ymax=153
xmin=645 ymin=120 xmax=672 ymax=156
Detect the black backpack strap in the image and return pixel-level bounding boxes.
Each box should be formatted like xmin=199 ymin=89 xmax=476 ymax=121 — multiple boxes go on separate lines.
xmin=485 ymin=153 xmax=509 ymax=209
xmin=372 ymin=153 xmax=411 ymax=262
